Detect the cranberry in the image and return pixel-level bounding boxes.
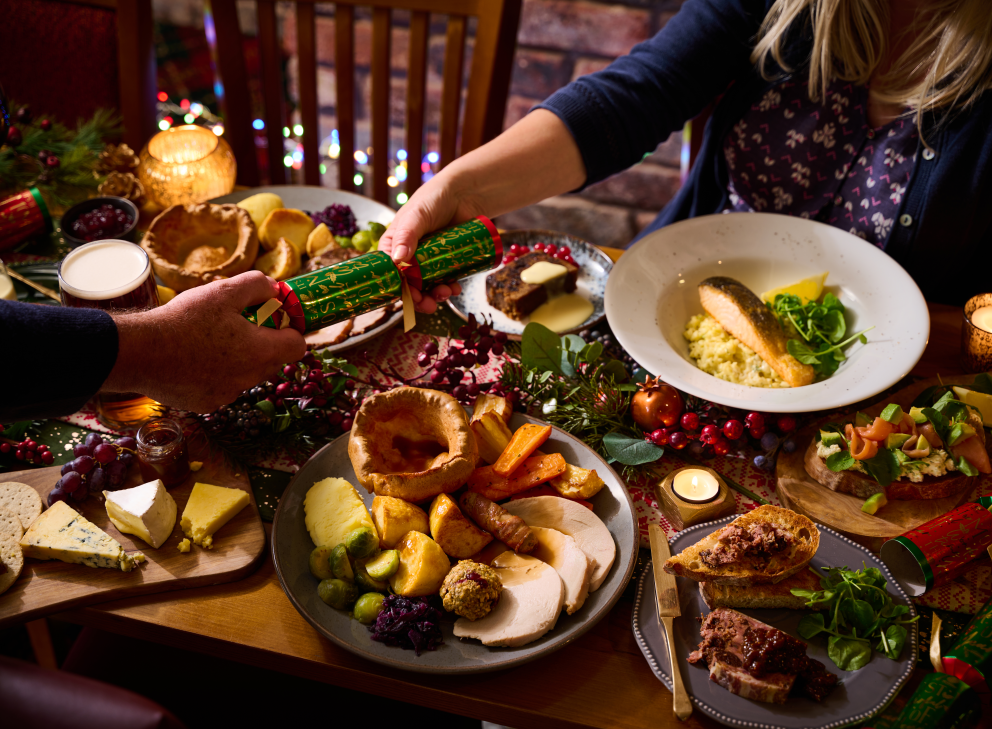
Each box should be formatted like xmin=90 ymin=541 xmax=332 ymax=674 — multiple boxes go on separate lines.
xmin=777 ymin=415 xmax=797 ymax=433
xmin=40 ymin=119 xmax=52 ymax=131
xmin=681 ymin=412 xmax=700 ymax=431
xmin=700 ymin=424 xmax=719 ymax=444
xmin=722 ymin=419 xmax=744 ymax=440
xmin=647 ymin=428 xmax=668 ymax=446
xmin=668 ymin=431 xmax=689 ymax=449
xmin=46 ymin=155 xmax=60 ymax=168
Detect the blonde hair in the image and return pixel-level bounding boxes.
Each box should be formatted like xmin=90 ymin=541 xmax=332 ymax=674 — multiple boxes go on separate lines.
xmin=751 ymin=0 xmax=992 ymax=132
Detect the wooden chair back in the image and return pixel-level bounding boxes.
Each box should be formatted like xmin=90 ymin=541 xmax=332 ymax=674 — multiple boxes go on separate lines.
xmin=0 ymin=0 xmax=156 ymax=152
xmin=205 ymin=0 xmax=521 ymax=203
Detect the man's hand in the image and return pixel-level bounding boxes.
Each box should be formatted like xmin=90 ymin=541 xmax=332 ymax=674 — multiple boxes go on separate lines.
xmin=105 ymin=271 xmax=307 ymax=413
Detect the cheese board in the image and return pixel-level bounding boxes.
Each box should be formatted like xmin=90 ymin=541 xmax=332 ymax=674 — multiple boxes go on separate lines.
xmin=0 ymin=449 xmax=266 ymax=627
xmin=776 ymin=375 xmax=991 ymax=551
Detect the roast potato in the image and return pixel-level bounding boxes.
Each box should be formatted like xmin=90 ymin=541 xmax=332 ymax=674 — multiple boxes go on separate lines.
xmin=389 ymin=530 xmax=452 ymax=596
xmin=549 ymin=463 xmax=606 ymax=500
xmin=371 ymin=495 xmax=430 ymax=548
xmin=471 ymin=393 xmax=513 ymax=424
xmin=470 ymin=411 xmax=513 ymax=465
xmin=429 ymin=493 xmax=493 ymax=558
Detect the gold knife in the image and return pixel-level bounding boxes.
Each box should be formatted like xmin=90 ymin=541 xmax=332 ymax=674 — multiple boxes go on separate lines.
xmin=649 ymin=524 xmax=692 ymax=721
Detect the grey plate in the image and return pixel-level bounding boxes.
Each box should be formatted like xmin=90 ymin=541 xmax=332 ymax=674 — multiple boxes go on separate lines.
xmin=271 ymin=411 xmax=638 ymax=674
xmin=447 ymin=230 xmax=613 ymax=341
xmin=210 ymin=185 xmax=401 ymax=354
xmin=631 ymin=516 xmax=918 ymax=729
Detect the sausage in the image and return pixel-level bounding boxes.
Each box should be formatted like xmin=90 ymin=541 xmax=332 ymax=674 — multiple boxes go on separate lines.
xmin=459 ymin=492 xmax=537 ymax=554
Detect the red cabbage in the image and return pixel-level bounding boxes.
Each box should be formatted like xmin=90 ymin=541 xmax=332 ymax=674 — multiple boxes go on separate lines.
xmin=369 ymin=595 xmax=444 ymax=655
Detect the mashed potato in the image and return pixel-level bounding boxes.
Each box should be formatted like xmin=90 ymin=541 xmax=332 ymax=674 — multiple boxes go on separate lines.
xmin=683 ymin=314 xmax=787 ymax=388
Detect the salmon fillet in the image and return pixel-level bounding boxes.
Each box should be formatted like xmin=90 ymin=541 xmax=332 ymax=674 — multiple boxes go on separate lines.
xmin=698 ymin=277 xmax=815 ymax=387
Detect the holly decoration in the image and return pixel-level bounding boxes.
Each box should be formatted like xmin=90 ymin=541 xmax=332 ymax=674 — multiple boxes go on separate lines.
xmin=631 ymin=376 xmax=683 ymax=430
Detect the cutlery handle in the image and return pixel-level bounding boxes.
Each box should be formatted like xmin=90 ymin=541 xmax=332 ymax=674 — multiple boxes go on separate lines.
xmin=662 ymin=616 xmax=692 ymax=721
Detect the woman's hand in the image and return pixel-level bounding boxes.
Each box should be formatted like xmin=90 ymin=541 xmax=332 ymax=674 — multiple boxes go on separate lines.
xmin=107 ymin=271 xmax=307 ymax=413
xmin=377 ymin=172 xmax=483 ymax=313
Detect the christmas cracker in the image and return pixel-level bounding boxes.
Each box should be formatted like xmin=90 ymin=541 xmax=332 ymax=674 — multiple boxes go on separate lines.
xmin=244 ymin=217 xmax=502 ymax=334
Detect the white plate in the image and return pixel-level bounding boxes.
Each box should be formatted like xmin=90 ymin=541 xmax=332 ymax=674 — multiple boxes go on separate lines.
xmin=605 ymin=213 xmax=929 ymax=412
xmin=211 ymin=185 xmax=400 ymax=353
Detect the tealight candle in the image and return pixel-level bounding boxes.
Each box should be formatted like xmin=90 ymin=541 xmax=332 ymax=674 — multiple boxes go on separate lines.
xmin=971 ymin=306 xmax=992 ymax=334
xmin=962 ymin=294 xmax=992 ymax=372
xmin=672 ymin=468 xmax=720 ymax=503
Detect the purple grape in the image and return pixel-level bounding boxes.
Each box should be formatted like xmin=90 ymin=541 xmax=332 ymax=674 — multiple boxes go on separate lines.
xmin=72 ymin=481 xmax=89 ymax=501
xmin=760 ymin=432 xmax=779 ymax=451
xmin=782 ymin=439 xmax=797 ymax=453
xmin=93 ymin=443 xmax=117 ymax=465
xmin=60 ymin=462 xmax=74 ymax=477
xmin=84 ymin=433 xmax=105 ymax=449
xmin=62 ymin=471 xmax=83 ymax=494
xmin=47 ymin=485 xmax=68 ymax=507
xmin=73 ymin=443 xmax=93 ymax=458
xmin=88 ymin=467 xmax=107 ymax=491
xmin=116 ymin=436 xmax=137 ymax=452
xmin=106 ymin=460 xmax=127 ymax=488
xmin=72 ymin=455 xmax=95 ymax=475
xmin=119 ymin=452 xmax=135 ymax=469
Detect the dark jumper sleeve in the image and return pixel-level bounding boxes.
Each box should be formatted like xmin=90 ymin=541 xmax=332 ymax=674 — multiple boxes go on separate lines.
xmin=0 ymin=300 xmax=119 ymax=421
xmin=537 ymin=0 xmax=772 ymax=187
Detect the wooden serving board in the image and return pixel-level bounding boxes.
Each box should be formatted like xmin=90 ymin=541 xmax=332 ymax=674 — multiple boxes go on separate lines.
xmin=0 ymin=448 xmax=266 ymax=627
xmin=777 ymin=375 xmax=990 ymax=552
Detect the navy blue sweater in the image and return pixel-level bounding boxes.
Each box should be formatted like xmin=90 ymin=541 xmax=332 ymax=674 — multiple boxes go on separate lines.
xmin=539 ymin=0 xmax=992 ymax=306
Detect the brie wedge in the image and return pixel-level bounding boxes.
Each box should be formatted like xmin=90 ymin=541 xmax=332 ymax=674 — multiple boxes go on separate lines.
xmin=104 ymin=479 xmax=177 ymax=549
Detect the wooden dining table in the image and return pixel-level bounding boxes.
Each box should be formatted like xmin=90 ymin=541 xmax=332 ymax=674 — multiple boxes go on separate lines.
xmin=52 ymin=260 xmax=967 ymax=729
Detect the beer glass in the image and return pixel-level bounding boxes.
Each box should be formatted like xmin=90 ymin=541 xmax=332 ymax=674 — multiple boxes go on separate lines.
xmin=58 ymin=239 xmax=161 ymax=430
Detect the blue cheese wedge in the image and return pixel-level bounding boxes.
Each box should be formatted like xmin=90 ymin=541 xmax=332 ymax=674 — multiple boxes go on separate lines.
xmin=19 ymin=501 xmax=144 ymax=571
xmin=104 ymin=479 xmax=177 ymax=549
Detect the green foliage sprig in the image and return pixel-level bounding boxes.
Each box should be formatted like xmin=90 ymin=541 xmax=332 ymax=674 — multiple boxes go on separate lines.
xmin=770 ymin=292 xmax=873 ymax=378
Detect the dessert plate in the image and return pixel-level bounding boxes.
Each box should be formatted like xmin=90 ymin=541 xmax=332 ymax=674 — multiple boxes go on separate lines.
xmin=210 ymin=186 xmax=401 ymax=353
xmin=271 ymin=412 xmax=638 ymax=674
xmin=448 ymin=230 xmax=613 ymax=340
xmin=632 ymin=515 xmax=917 ymax=729
xmin=605 ymin=213 xmax=929 ymax=412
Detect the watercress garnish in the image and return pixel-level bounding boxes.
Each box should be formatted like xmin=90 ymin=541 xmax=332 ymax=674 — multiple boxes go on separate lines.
xmin=770 ymin=293 xmax=874 ymax=378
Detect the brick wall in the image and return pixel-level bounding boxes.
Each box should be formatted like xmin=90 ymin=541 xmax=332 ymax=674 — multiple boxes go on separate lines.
xmin=152 ymin=0 xmax=688 ymax=248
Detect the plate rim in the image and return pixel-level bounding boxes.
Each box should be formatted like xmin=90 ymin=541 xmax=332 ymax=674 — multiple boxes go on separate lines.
xmin=605 ymin=212 xmax=930 ymax=413
xmin=270 ymin=411 xmax=639 ymax=674
xmin=630 ymin=514 xmax=918 ymax=729
xmin=446 ymin=229 xmax=614 ymax=340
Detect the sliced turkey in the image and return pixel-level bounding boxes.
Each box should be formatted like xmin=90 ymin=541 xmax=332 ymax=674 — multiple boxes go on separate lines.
xmin=305 ymin=318 xmax=354 ymax=348
xmin=504 ymin=496 xmax=616 ymax=591
xmin=453 ymin=552 xmax=564 ymax=647
xmin=529 ymin=526 xmax=591 ymax=614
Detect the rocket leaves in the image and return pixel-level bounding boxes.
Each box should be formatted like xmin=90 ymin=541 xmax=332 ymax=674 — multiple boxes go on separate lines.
xmin=770 ymin=292 xmax=873 ymax=378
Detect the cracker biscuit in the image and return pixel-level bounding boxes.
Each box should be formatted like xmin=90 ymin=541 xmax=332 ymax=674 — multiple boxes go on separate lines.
xmin=0 ymin=509 xmax=23 ymax=541
xmin=0 ymin=482 xmax=43 ymax=530
xmin=0 ymin=534 xmax=24 ymax=596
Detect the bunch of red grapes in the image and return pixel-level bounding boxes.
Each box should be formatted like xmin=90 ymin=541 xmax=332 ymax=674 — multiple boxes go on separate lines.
xmin=49 ymin=433 xmax=137 ymax=507
xmin=501 ymin=241 xmax=578 ymax=266
xmin=1 ymin=437 xmax=55 ymax=465
xmin=646 ymin=409 xmax=798 ymax=465
xmin=418 ymin=315 xmax=508 ymax=402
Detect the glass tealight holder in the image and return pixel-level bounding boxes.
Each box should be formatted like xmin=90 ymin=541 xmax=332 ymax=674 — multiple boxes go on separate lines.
xmin=137 ymin=125 xmax=237 ymax=209
xmin=962 ymin=293 xmax=992 ymax=373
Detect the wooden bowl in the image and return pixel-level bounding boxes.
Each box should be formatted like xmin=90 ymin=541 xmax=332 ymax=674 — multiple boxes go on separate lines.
xmin=141 ymin=203 xmax=258 ymax=291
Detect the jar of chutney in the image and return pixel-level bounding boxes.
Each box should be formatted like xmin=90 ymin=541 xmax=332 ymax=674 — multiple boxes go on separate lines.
xmin=136 ymin=417 xmax=191 ymax=488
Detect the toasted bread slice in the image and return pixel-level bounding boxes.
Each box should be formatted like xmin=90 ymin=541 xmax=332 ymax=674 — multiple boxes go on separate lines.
xmin=804 ymin=408 xmax=985 ymax=500
xmin=699 ymin=567 xmax=827 ymax=610
xmin=663 ymin=505 xmax=819 ymax=586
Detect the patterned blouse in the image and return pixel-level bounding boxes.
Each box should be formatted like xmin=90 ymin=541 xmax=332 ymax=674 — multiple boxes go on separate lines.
xmin=722 ymin=77 xmax=918 ymax=247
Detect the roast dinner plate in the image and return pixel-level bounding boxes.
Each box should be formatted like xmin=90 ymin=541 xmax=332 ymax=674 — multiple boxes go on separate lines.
xmin=605 ymin=213 xmax=929 ymax=412
xmin=271 ymin=411 xmax=638 ymax=674
xmin=210 ymin=185 xmax=401 ymax=353
xmin=447 ymin=230 xmax=613 ymax=340
xmin=632 ymin=514 xmax=918 ymax=729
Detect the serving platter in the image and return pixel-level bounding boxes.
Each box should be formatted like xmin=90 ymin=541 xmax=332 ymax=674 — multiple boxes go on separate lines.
xmin=447 ymin=230 xmax=612 ymax=340
xmin=271 ymin=412 xmax=638 ymax=674
xmin=605 ymin=213 xmax=929 ymax=412
xmin=632 ymin=515 xmax=918 ymax=729
xmin=210 ymin=185 xmax=401 ymax=353
xmin=0 ymin=450 xmax=266 ymax=628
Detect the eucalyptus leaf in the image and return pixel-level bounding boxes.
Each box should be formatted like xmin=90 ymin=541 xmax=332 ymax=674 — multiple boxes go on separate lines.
xmin=561 ymin=333 xmax=586 ymax=352
xmin=521 ymin=322 xmax=563 ymax=375
xmin=602 ymin=432 xmax=664 ymax=465
xmin=581 ymin=341 xmax=604 ymax=364
xmin=560 ymin=349 xmax=576 ymax=378
xmin=599 ymin=360 xmax=629 ymax=383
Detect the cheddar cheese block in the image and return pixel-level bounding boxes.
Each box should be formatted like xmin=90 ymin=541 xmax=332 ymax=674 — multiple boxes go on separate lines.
xmin=19 ymin=501 xmax=143 ymax=571
xmin=180 ymin=482 xmax=250 ymax=549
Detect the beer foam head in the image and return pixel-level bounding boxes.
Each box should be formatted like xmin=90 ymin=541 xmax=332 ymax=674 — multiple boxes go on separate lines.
xmin=59 ymin=240 xmax=151 ymax=300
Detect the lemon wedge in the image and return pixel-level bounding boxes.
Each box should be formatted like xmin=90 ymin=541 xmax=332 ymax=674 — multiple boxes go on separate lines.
xmin=761 ymin=272 xmax=829 ymax=305
xmin=952 ymin=387 xmax=992 ymax=427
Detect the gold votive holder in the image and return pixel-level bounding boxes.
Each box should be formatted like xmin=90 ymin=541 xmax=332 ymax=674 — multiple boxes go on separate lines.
xmin=137 ymin=125 xmax=237 ymax=209
xmin=962 ymin=293 xmax=992 ymax=373
xmin=656 ymin=466 xmax=736 ymax=531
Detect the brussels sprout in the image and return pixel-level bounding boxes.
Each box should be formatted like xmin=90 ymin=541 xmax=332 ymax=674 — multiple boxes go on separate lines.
xmin=318 ymin=578 xmax=359 ymax=610
xmin=354 ymin=564 xmax=389 ymax=593
xmin=330 ymin=544 xmax=354 ymax=582
xmin=335 ymin=235 xmax=354 ymax=249
xmin=352 ymin=230 xmax=373 ymax=253
xmin=367 ymin=222 xmax=386 ymax=242
xmin=308 ymin=545 xmax=335 ymax=580
xmin=353 ymin=592 xmax=386 ymax=624
xmin=364 ymin=549 xmax=399 ymax=580
xmin=345 ymin=526 xmax=379 ymax=559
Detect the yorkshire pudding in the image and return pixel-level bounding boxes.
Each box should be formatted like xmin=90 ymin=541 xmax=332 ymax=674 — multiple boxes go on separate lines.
xmin=348 ymin=387 xmax=478 ymax=503
xmin=141 ymin=203 xmax=258 ymax=291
